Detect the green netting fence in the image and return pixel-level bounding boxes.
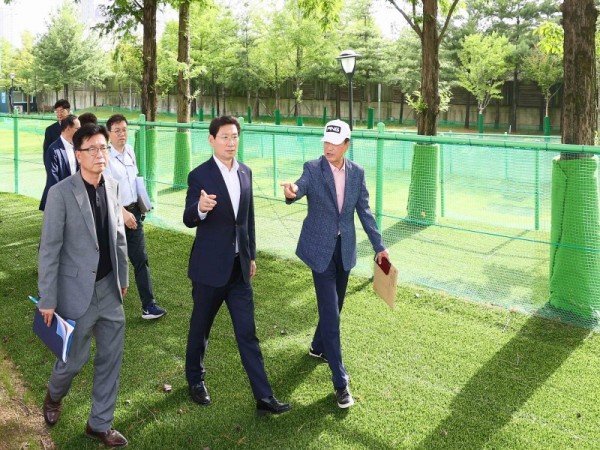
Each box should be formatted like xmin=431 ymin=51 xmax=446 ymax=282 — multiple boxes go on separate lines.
xmin=2 ymin=113 xmax=598 ymax=330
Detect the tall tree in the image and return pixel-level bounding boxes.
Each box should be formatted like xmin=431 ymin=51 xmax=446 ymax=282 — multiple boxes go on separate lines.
xmin=98 ymin=0 xmax=160 ymax=121
xmin=387 ymin=0 xmax=460 ymax=136
xmin=33 ymin=4 xmax=108 ymax=106
xmin=381 ymin=29 xmax=421 ymax=123
xmin=13 ymin=32 xmax=36 ymax=112
xmin=0 ymin=38 xmax=16 ymax=110
xmin=339 ymin=0 xmax=388 ymax=111
xmin=457 ymin=32 xmax=511 ymax=116
xmin=466 ymin=0 xmax=560 ymax=132
xmin=522 ymin=22 xmax=563 ymax=120
xmin=112 ymin=36 xmax=143 ymax=109
xmin=548 ymin=0 xmax=598 ymax=320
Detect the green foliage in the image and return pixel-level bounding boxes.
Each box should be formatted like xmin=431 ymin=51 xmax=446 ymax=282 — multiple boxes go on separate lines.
xmin=457 ymin=32 xmax=511 ymax=113
xmin=406 ymin=83 xmax=452 ymax=115
xmin=533 ymin=21 xmax=564 ymax=56
xmin=297 ymin=0 xmax=342 ymax=31
xmin=112 ymin=35 xmax=143 ymax=93
xmin=0 ymin=38 xmax=16 ymax=91
xmin=33 ymin=4 xmax=111 ymax=94
xmin=13 ymin=33 xmax=37 ymax=96
xmin=522 ymin=40 xmax=562 ymax=116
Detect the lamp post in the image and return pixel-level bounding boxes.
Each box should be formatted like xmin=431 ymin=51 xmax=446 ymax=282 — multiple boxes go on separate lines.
xmin=9 ymin=73 xmax=15 ymax=113
xmin=336 ymin=50 xmax=360 ymax=130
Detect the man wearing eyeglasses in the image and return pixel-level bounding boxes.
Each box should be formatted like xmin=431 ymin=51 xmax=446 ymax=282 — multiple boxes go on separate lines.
xmin=104 ymin=114 xmax=166 ymax=320
xmin=183 ymin=115 xmax=291 ymax=415
xmin=38 ymin=124 xmax=129 ymax=447
xmin=39 ymin=114 xmax=81 ymax=211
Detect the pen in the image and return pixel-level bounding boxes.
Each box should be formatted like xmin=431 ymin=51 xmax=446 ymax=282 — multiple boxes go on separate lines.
xmin=28 ymin=295 xmax=39 ymax=304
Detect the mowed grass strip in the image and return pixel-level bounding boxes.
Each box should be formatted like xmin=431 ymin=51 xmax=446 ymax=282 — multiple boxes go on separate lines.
xmin=1 ymin=192 xmax=599 ymax=449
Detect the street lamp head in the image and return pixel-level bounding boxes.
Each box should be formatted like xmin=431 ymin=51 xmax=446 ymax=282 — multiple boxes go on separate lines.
xmin=9 ymin=73 xmax=15 ymax=80
xmin=336 ymin=50 xmax=360 ymax=77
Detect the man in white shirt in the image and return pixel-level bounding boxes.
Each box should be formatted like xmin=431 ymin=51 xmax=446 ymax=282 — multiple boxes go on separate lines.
xmin=182 ymin=115 xmax=291 ymax=415
xmin=39 ymin=114 xmax=81 ymax=211
xmin=104 ymin=114 xmax=166 ymax=320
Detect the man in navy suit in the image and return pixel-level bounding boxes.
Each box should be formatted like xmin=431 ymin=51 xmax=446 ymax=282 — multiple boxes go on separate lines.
xmin=183 ymin=115 xmax=291 ymax=415
xmin=281 ymin=119 xmax=389 ymax=409
xmin=39 ymin=114 xmax=80 ymax=211
xmin=43 ymin=99 xmax=71 ymax=156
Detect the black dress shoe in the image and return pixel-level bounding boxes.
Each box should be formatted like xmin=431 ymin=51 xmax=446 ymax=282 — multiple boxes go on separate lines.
xmin=43 ymin=390 xmax=62 ymax=426
xmin=189 ymin=382 xmax=211 ymax=405
xmin=256 ymin=396 xmax=292 ymax=416
xmin=85 ymin=422 xmax=128 ymax=448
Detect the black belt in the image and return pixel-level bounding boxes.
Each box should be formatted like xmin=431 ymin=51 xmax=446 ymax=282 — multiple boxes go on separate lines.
xmin=124 ymin=203 xmax=138 ymax=211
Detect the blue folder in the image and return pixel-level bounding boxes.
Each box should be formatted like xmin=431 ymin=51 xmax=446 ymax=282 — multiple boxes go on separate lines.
xmin=32 ymin=308 xmax=76 ymax=363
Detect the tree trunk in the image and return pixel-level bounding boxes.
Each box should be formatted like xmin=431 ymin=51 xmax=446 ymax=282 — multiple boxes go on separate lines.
xmin=561 ymin=0 xmax=597 ymax=148
xmin=93 ymin=87 xmax=97 ymax=108
xmin=419 ymin=0 xmax=440 ymax=136
xmin=494 ymin=99 xmax=500 ymax=129
xmin=399 ymin=92 xmax=405 ymax=124
xmin=63 ymin=84 xmax=69 ymax=100
xmin=142 ymin=0 xmax=158 ymax=122
xmin=221 ymin=85 xmax=226 ymax=115
xmin=548 ymin=0 xmax=599 ymax=318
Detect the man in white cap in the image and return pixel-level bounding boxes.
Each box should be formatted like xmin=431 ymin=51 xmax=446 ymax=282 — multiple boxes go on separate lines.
xmin=280 ymin=119 xmax=389 ymax=409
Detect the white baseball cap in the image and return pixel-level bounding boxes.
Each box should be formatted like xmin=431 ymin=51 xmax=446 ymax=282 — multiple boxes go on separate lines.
xmin=321 ymin=119 xmax=351 ymax=145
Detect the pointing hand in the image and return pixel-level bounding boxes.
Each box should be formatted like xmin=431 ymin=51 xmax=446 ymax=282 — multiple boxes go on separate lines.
xmin=199 ymin=189 xmax=217 ymax=213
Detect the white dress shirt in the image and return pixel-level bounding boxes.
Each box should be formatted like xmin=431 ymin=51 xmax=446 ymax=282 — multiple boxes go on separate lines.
xmin=60 ymin=136 xmax=77 ymax=175
xmin=105 ymin=143 xmax=138 ymax=206
xmin=198 ymin=156 xmax=241 ymax=251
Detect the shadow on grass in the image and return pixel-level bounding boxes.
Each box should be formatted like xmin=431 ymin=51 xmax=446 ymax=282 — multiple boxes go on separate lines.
xmin=357 ymin=219 xmax=426 ymax=255
xmin=415 ymin=306 xmax=593 ymax=449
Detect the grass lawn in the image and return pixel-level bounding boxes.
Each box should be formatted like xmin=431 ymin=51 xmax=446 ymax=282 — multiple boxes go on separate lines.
xmin=1 ymin=192 xmax=600 ymax=449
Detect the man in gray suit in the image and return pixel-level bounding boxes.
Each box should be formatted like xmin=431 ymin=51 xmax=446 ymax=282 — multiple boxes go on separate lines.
xmin=281 ymin=119 xmax=389 ymax=409
xmin=38 ymin=124 xmax=129 ymax=448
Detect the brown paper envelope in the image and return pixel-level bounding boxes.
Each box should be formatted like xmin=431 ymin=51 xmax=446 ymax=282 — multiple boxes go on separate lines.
xmin=373 ymin=260 xmax=398 ymax=309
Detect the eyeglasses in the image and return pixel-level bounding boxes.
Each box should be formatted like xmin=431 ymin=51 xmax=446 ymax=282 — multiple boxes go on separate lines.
xmin=78 ymin=145 xmax=109 ymax=156
xmin=111 ymin=128 xmax=127 ymax=134
xmin=216 ymin=135 xmax=239 ymax=142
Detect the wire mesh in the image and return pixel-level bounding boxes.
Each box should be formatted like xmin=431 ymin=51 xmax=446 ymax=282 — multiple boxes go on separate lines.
xmin=1 ymin=115 xmax=598 ymax=330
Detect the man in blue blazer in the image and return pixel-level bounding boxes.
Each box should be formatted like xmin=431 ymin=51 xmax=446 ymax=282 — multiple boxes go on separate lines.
xmin=39 ymin=114 xmax=80 ymax=211
xmin=183 ymin=115 xmax=291 ymax=415
xmin=43 ymin=99 xmax=71 ymax=159
xmin=281 ymin=119 xmax=389 ymax=409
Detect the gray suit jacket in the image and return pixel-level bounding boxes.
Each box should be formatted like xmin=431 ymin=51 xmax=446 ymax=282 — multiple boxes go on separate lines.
xmin=288 ymin=156 xmax=385 ymax=273
xmin=38 ymin=172 xmax=128 ymax=320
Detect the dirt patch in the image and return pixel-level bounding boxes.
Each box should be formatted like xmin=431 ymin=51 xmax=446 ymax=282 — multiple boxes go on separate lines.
xmin=0 ymin=351 xmax=54 ymax=450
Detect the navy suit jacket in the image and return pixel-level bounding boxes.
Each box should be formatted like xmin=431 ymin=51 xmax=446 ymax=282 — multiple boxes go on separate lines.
xmin=287 ymin=156 xmax=385 ymax=273
xmin=183 ymin=157 xmax=255 ymax=287
xmin=43 ymin=121 xmax=61 ymax=161
xmin=39 ymin=138 xmax=78 ymax=211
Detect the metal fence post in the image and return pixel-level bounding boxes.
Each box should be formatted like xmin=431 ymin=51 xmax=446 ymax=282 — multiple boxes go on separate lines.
xmin=272 ymin=134 xmax=278 ymax=197
xmin=535 ymin=149 xmax=540 ymax=230
xmin=375 ymin=122 xmax=385 ymax=231
xmin=13 ymin=109 xmax=19 ymax=194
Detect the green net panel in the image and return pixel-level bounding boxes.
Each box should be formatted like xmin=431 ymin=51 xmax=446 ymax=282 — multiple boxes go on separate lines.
xmin=1 ymin=115 xmax=597 ymax=330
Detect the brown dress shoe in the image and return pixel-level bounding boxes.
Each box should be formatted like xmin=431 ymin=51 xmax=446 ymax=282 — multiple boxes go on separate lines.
xmin=85 ymin=423 xmax=128 ymax=448
xmin=43 ymin=391 xmax=61 ymax=426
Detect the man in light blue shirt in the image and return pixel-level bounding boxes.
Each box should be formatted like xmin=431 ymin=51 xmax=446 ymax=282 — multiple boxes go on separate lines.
xmin=104 ymin=114 xmax=166 ymax=320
